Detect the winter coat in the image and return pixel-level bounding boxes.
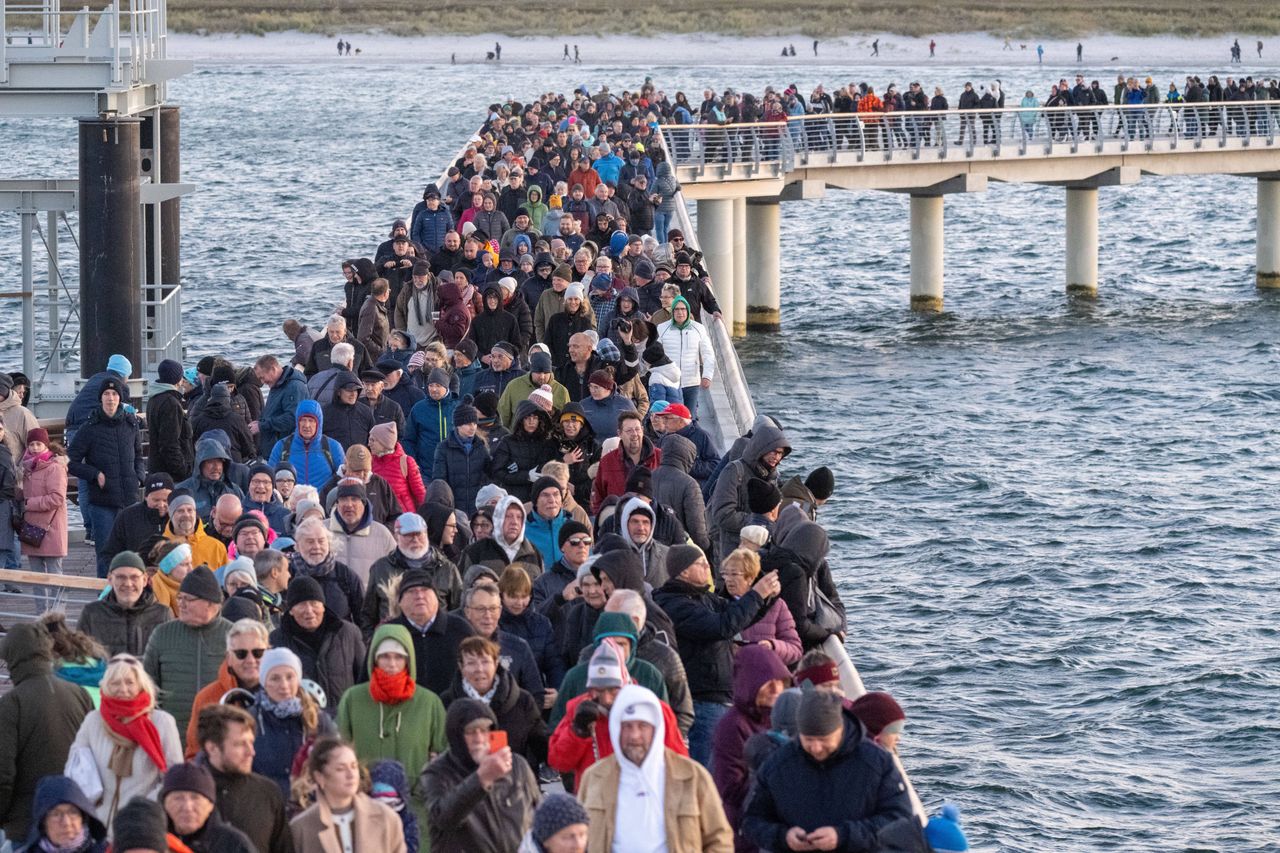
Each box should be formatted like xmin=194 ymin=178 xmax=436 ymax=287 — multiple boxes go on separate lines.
xmin=244 ymin=496 xmax=292 ymax=535
xmin=250 ymin=690 xmax=336 ymax=800
xmin=741 ymin=711 xmax=912 ymax=853
xmin=64 ymin=370 xmax=131 ymax=431
xmin=653 ymin=577 xmax=768 ymax=704
xmin=362 ymin=549 xmax=464 ymax=637
xmin=204 ymin=761 xmax=295 ymax=853
xmin=173 ymin=812 xmax=257 ymax=853
xmin=590 ymin=438 xmax=661 ymax=515
xmin=738 ymin=598 xmax=803 ymax=665
xmin=358 ymin=295 xmax=392 ymax=364
xmin=67 ymin=405 xmax=144 ymax=509
xmin=371 ymin=443 xmax=427 ymax=515
xmin=653 ymin=434 xmax=712 ymax=553
xmin=20 ymin=453 xmax=68 ymax=557
xmin=578 ymin=748 xmax=732 ymax=853
xmin=499 ymin=606 xmax=563 ymax=697
xmin=551 ymin=408 xmax=600 ymax=506
xmin=543 ymin=306 xmax=597 ymax=368
xmin=396 ymin=279 xmax=441 ymax=348
xmin=191 ymin=388 xmax=256 ymax=464
xmin=406 ymin=392 xmax=459 ymax=477
xmin=472 ymin=365 xmax=526 ymax=400
xmin=497 ymin=376 xmax=569 ymax=433
xmin=578 ymin=392 xmax=636 ymax=441
xmin=657 ymin=311 xmax=715 ymax=389
xmin=762 ymin=516 xmax=846 ymax=650
xmin=142 ymin=616 xmax=232 ymax=737
xmin=321 ymin=397 xmax=375 ymax=452
xmin=431 ymin=429 xmax=491 ymax=514
xmin=435 ymin=283 xmax=472 ymax=349
xmin=66 ymin=707 xmax=184 ymax=827
xmin=710 ymin=422 xmax=790 ymax=559
xmin=488 ymin=402 xmax=558 ymax=503
xmin=0 ymin=624 xmax=94 ymax=840
xmin=163 ymin=518 xmax=229 ymax=577
xmin=258 ymin=366 xmax=310 ymax=459
xmin=326 ymin=506 xmax=396 ymax=586
xmin=101 ymin=500 xmax=167 ymax=560
xmin=523 ymin=509 xmax=571 ymax=573
xmin=77 ymin=588 xmax=172 ymax=658
xmin=177 ymin=437 xmax=246 ymax=521
xmin=290 ymin=794 xmax=406 ymax=853
xmin=547 ymin=690 xmax=686 ymax=787
xmin=146 ymin=386 xmax=195 ymax=480
xmin=411 ymin=203 xmax=454 ymax=254
xmin=305 ymin=333 xmax=368 ymax=378
xmin=617 ymin=497 xmax=671 ymax=588
xmin=289 ymin=552 xmax=365 ymax=624
xmin=468 ymin=285 xmax=522 ymax=357
xmin=388 ymin=612 xmax=475 ymax=697
xmin=671 ymin=275 xmax=721 ymax=323
xmin=20 ymin=774 xmax=107 ymax=853
xmin=439 ymin=665 xmax=547 ymax=764
xmin=672 ymin=421 xmax=721 ymax=483
xmin=711 ymin=645 xmax=792 ymax=839
xmin=184 ymin=661 xmax=241 ymax=758
xmin=547 ymin=611 xmax=669 ymax=728
xmin=418 ymin=700 xmax=540 ymax=853
xmin=337 ymin=624 xmax=446 ymax=814
xmin=271 ymin=611 xmax=367 ymax=711
xmin=268 ymin=399 xmax=346 ymax=490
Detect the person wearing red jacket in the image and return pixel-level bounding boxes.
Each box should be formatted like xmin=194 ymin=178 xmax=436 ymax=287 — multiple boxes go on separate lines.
xmin=547 ymin=638 xmax=685 ymax=791
xmin=591 ymin=410 xmax=661 ymax=514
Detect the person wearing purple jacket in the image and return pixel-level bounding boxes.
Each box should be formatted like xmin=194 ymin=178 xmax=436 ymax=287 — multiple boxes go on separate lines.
xmin=710 ymin=644 xmax=791 ymax=851
xmin=722 ymin=548 xmax=803 ymax=666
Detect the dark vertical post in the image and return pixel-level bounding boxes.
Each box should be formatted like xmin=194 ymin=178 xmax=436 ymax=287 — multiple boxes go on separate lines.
xmin=78 ymin=116 xmax=142 ymax=379
xmin=159 ymin=105 xmax=181 ymax=288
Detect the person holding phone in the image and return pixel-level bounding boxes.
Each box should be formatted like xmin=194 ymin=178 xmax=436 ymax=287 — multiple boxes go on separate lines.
xmin=419 ymin=698 xmax=540 ymax=853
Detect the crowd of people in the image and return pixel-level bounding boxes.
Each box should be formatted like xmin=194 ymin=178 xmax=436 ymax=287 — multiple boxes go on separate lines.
xmin=0 ymin=82 xmax=975 ymax=853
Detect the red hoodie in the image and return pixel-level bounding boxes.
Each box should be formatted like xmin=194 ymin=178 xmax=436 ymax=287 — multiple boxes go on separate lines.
xmin=548 ymin=691 xmax=687 ymax=791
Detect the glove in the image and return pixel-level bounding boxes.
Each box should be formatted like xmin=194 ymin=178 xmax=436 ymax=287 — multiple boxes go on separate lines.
xmin=529 ymin=469 xmax=542 ymax=482
xmin=571 ymin=700 xmax=606 ymax=738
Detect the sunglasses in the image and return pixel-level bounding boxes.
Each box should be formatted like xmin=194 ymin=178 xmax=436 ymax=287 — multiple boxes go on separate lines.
xmin=232 ymin=648 xmax=266 ymax=660
xmin=567 ymin=537 xmax=593 ymax=547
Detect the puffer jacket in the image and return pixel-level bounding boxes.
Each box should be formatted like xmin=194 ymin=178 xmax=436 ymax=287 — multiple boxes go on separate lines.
xmin=141 ymin=616 xmax=232 ymax=740
xmin=67 ymin=405 xmax=144 ymax=508
xmin=709 ymin=422 xmax=790 ymax=559
xmin=653 ymin=577 xmax=767 ymax=704
xmin=432 ymin=427 xmax=491 ymax=514
xmin=191 ymin=385 xmax=256 ymax=463
xmin=412 ymin=202 xmax=455 ymax=254
xmin=322 ymin=395 xmax=376 ymax=451
xmin=653 ymin=434 xmax=711 ymax=553
xmin=269 ymin=610 xmax=366 ymax=710
xmin=76 ymin=588 xmax=172 ymax=658
xmin=487 ymin=401 xmax=557 ymax=503
xmin=371 ymin=438 xmax=427 ymax=515
xmin=146 ymin=384 xmax=194 ymax=480
xmin=258 ymin=365 xmax=309 ymax=458
xmin=656 ymin=298 xmax=715 ymax=389
xmin=406 ymin=391 xmax=459 ymax=477
xmin=267 ymin=399 xmax=346 ymax=489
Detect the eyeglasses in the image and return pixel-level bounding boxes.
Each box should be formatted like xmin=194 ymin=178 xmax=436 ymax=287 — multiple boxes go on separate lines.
xmin=466 ymin=605 xmax=501 ymax=615
xmin=567 ymin=537 xmax=592 ymax=547
xmin=233 ymin=648 xmax=266 ymax=660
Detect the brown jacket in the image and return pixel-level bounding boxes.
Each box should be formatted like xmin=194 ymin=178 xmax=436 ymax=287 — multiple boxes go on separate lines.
xmin=289 ymin=794 xmax=406 ymax=853
xmin=577 ymin=748 xmax=733 ymax=853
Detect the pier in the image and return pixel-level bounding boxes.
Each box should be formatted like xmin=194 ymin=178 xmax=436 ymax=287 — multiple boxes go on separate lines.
xmin=663 ymin=102 xmax=1280 ymax=312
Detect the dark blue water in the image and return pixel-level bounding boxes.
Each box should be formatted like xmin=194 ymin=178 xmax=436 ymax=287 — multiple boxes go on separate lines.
xmin=3 ymin=59 xmax=1279 ymax=852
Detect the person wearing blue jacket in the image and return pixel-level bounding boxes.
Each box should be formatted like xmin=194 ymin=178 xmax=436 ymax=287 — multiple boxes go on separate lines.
xmin=22 ymin=775 xmax=107 ymax=853
xmin=404 ymin=368 xmax=458 ymax=477
xmin=267 ymin=399 xmax=345 ymax=490
xmin=591 ymin=147 xmax=625 ymax=186
xmin=253 ymin=355 xmax=309 ymax=459
xmin=177 ymin=436 xmax=246 ymax=522
xmin=410 ymin=185 xmax=455 ymax=254
xmin=523 ymin=475 xmax=572 ymax=570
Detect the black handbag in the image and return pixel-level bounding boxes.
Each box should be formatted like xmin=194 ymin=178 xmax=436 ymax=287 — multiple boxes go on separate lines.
xmin=12 ymin=504 xmax=47 ymax=548
xmin=807 ymin=575 xmax=845 ymax=635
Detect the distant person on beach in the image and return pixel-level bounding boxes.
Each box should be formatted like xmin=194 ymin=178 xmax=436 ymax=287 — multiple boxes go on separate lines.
xmin=345 ymin=42 xmax=352 ymax=56
xmin=1037 ymin=44 xmax=1044 ymax=64
xmin=1259 ymin=40 xmax=1264 ymax=58
xmin=563 ymin=43 xmax=570 ymax=60
xmin=871 ymin=38 xmax=879 ymax=56
xmin=1003 ymin=37 xmax=1013 ymax=51
xmin=336 ymin=39 xmax=343 ymax=56
xmin=813 ymin=39 xmax=818 ymax=56
xmin=495 ymin=41 xmax=502 ymax=60
xmin=930 ymin=38 xmax=936 ymax=57
xmin=574 ymin=44 xmax=580 ymax=63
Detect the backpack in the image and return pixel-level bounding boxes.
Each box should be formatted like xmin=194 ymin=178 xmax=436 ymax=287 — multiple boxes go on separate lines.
xmin=280 ymin=435 xmax=335 ymax=474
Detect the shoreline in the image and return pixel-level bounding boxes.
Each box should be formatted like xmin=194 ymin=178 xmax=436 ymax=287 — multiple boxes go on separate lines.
xmin=169 ymin=31 xmax=1280 ymax=69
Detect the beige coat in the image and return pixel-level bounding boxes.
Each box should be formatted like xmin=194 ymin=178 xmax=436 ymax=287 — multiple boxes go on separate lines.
xmin=0 ymin=394 xmax=38 ymax=484
xmin=578 ymin=748 xmax=733 ymax=853
xmin=289 ymin=793 xmax=406 ymax=853
xmin=19 ymin=454 xmax=68 ymax=557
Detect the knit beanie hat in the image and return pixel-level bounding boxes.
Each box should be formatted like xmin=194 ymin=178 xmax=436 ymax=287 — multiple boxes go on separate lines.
xmin=427 ymin=367 xmax=451 ymax=389
xmin=368 ymin=421 xmax=398 ymax=455
xmin=112 ymin=797 xmax=169 ymax=851
xmin=771 ymin=687 xmax=804 ymax=737
xmin=336 ymin=481 xmax=367 ymax=501
xmin=558 ymin=520 xmax=592 ymax=549
xmin=529 ymin=384 xmax=554 ymax=408
xmin=454 ymin=404 xmax=479 ymax=426
xmin=397 ymin=569 xmax=438 ymax=601
xmin=529 ymin=352 xmax=553 ymax=374
xmin=666 ymin=544 xmax=704 ymax=580
xmin=157 ymin=358 xmax=183 ymax=385
xmin=161 ymin=762 xmax=217 ymax=803
xmin=586 ymin=639 xmax=625 ymax=688
xmin=740 ymin=525 xmax=770 ymax=548
xmin=553 ymin=264 xmax=573 ymax=282
xmin=231 ymin=514 xmax=268 ymax=544
xmin=260 ymin=647 xmax=303 ymax=682
xmin=746 ymin=477 xmax=783 ymax=514
xmin=179 ymin=565 xmax=222 ymax=604
xmin=345 ymin=445 xmax=372 ymax=473
xmin=849 ymin=691 xmax=906 ymax=738
xmin=158 ymin=543 xmax=192 ymax=575
xmin=596 ymin=338 xmax=620 ymax=363
xmin=797 ymin=688 xmax=845 ymax=737
xmin=623 ymin=465 xmax=652 ymax=499
xmin=925 ymin=804 xmax=970 ymax=852
xmin=107 ymin=353 xmax=132 ymax=377
xmin=532 ymin=792 xmax=590 ymax=845
xmin=531 ymin=475 xmax=562 ymax=505
xmin=805 ymin=466 xmax=835 ymax=501
xmin=588 ymin=369 xmax=614 ymax=392
xmin=565 ymin=283 xmax=585 ymax=301
xmin=168 ymin=491 xmax=196 ymax=515
xmin=474 ymin=483 xmax=507 ymax=510
xmin=221 ymin=556 xmax=257 ymax=591
xmin=109 ymin=551 xmax=146 ymax=573
xmin=285 ymin=575 xmax=324 ymax=610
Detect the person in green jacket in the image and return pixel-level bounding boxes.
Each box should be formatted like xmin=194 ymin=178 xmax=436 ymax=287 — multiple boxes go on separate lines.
xmin=337 ymin=622 xmax=446 ymax=851
xmin=548 ymin=610 xmax=668 ymax=729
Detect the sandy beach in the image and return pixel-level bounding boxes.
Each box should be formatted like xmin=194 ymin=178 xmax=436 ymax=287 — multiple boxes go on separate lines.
xmin=170 ymin=30 xmax=1280 ymax=70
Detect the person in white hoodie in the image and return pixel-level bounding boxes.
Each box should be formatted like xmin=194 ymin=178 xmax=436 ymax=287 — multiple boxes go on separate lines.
xmin=655 ymin=296 xmax=714 ymax=422
xmin=618 ymin=496 xmax=670 ymax=589
xmin=577 ymin=684 xmax=731 ymax=853
xmin=460 ymin=493 xmax=543 ymax=576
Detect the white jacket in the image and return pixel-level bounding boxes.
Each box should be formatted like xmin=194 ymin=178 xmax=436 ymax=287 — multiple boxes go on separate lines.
xmin=656 ymin=318 xmax=715 ymax=386
xmin=66 ymin=708 xmax=184 ymax=828
xmin=646 ymin=361 xmax=682 ymax=389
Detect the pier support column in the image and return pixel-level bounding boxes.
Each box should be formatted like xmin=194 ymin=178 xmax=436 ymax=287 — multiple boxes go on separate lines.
xmin=909 ymin=195 xmax=945 ymax=312
xmin=79 ymin=117 xmax=142 ymax=379
xmin=1258 ymin=178 xmax=1280 ymax=288
xmin=696 ymin=197 xmax=734 ymax=326
xmin=732 ymin=197 xmax=747 ymax=337
xmin=159 ymin=105 xmax=182 ymax=289
xmin=1065 ymin=187 xmax=1099 ymax=297
xmin=746 ymin=199 xmax=781 ymax=331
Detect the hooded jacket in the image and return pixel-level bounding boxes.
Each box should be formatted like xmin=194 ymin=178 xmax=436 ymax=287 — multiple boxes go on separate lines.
xmin=147 ymin=383 xmax=195 ymax=481
xmin=322 ymin=390 xmax=376 ymax=452
xmin=654 ymin=575 xmax=767 ymax=705
xmin=0 ymin=624 xmax=94 ymax=840
xmin=163 ymin=517 xmax=229 ymax=580
xmin=577 ymin=685 xmax=732 ymax=853
xmin=657 ymin=297 xmax=715 ymax=389
xmin=440 ymin=664 xmax=548 ymax=765
xmin=177 ymin=437 xmax=246 ymax=521
xmin=268 ymin=399 xmax=346 ymax=489
xmin=548 ymin=611 xmax=669 ymax=728
xmin=326 ymin=501 xmax=397 ymax=585
xmin=468 ymin=284 xmax=522 ymax=358
xmin=436 ymin=282 xmax=472 ymax=349
xmin=460 ymin=494 xmax=544 ymax=575
xmin=742 ymin=708 xmax=913 ymax=853
xmin=418 ymin=699 xmax=540 ymax=853
xmin=22 ymin=775 xmax=107 ymax=853
xmin=653 ymin=434 xmax=712 ymax=553
xmin=337 ymin=624 xmax=447 ymax=816
xmin=270 ymin=609 xmax=367 ymax=711
xmin=192 ymin=386 xmax=256 ymax=463
xmin=618 ymin=497 xmax=671 ymax=588
xmin=77 ymin=587 xmax=172 ymax=658
xmin=762 ymin=514 xmax=847 ymax=649
xmin=432 ymin=426 xmax=491 ymax=514
xmin=710 ymin=645 xmax=792 ymax=837
xmin=709 ymin=421 xmax=790 ymax=560
xmin=488 ymin=401 xmax=558 ymax=503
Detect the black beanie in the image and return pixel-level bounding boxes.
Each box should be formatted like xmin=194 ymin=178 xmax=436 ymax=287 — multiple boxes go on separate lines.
xmin=454 ymin=404 xmax=479 ymax=427
xmin=285 ymin=575 xmax=324 ymax=610
xmin=210 ymin=363 xmax=236 ymax=386
xmin=112 ymin=797 xmax=169 ymax=851
xmin=797 ymin=688 xmax=846 ymax=737
xmin=623 ymin=465 xmax=653 ymax=499
xmin=805 ymin=466 xmax=835 ymax=501
xmin=179 ymin=565 xmax=223 ymax=604
xmin=397 ymin=569 xmax=438 ymax=601
xmin=666 ymin=544 xmax=705 ymax=580
xmin=162 ymin=762 xmax=217 ymax=803
xmin=474 ymin=390 xmax=499 ymax=418
xmin=530 ymin=475 xmax=562 ymax=504
xmin=747 ymin=477 xmax=782 ymax=514
xmin=558 ymin=520 xmax=592 ymax=549
xmin=196 ymin=356 xmax=217 ymax=376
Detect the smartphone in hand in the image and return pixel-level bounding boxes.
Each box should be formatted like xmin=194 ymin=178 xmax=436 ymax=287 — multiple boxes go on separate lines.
xmin=488 ymin=730 xmax=508 ymax=753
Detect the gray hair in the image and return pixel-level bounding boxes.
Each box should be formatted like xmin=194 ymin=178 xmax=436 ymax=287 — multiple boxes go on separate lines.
xmin=227 ymin=618 xmax=269 ymax=650
xmin=331 ymin=342 xmax=355 ymax=368
xmin=326 ymin=314 xmax=347 ymax=331
xmin=293 ymin=517 xmax=331 ymax=543
xmin=463 ymin=582 xmax=501 ymax=609
xmin=253 ymin=549 xmax=288 ymax=581
xmin=605 ymin=589 xmax=646 ymax=631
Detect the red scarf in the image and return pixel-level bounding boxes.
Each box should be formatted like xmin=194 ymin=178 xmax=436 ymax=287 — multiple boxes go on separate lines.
xmin=370 ymin=667 xmax=416 ymax=705
xmin=100 ymin=692 xmax=168 ymax=773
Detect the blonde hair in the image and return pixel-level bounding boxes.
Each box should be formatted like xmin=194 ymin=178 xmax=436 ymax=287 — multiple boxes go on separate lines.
xmin=722 ymin=548 xmax=762 ymax=583
xmin=226 ymin=618 xmax=269 ymax=650
xmin=101 ymin=654 xmax=159 ymax=708
xmin=538 ymin=460 xmax=569 ymax=489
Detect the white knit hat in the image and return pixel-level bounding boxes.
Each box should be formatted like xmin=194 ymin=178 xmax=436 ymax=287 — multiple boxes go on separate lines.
xmin=260 ymin=647 xmax=302 ymax=682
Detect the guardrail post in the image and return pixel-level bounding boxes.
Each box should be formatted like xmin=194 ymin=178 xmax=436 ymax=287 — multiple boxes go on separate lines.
xmin=1258 ymin=178 xmax=1280 ymax=288
xmin=745 ymin=199 xmax=781 ymax=331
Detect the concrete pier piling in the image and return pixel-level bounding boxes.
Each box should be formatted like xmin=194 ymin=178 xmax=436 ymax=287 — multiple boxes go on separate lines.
xmin=696 ymin=197 xmax=736 ymax=325
xmin=909 ymin=195 xmax=945 ymax=312
xmin=1258 ymin=178 xmax=1280 ymax=288
xmin=1065 ymin=187 xmax=1099 ymax=297
xmin=746 ymin=199 xmax=781 ymax=331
